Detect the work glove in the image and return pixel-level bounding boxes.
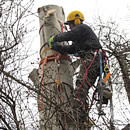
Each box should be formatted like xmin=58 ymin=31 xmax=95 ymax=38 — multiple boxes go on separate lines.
xmin=48 ymin=36 xmax=55 ymax=49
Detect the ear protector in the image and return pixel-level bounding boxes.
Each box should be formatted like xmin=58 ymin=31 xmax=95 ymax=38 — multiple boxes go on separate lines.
xmin=74 ymin=18 xmax=81 ymax=25
xmin=74 ymin=13 xmax=81 ymax=25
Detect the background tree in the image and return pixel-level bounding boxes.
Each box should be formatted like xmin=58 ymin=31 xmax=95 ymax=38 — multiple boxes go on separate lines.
xmin=91 ymin=18 xmax=130 ymax=129
xmin=93 ymin=19 xmax=130 ymax=103
xmin=0 ymin=0 xmax=39 ymax=129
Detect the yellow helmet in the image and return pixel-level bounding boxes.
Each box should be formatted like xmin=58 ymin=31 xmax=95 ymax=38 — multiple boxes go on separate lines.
xmin=65 ymin=11 xmax=85 ymax=25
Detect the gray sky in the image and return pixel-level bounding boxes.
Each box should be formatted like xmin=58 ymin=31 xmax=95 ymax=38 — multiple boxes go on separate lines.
xmin=33 ymin=0 xmax=130 ymax=25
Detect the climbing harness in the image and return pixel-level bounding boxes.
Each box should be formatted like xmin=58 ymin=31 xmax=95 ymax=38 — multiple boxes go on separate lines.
xmin=96 ymin=49 xmax=112 ymax=116
xmin=76 ymin=49 xmax=112 ymax=116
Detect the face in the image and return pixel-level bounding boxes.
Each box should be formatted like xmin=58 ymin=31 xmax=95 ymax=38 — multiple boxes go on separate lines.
xmin=69 ymin=23 xmax=75 ymax=30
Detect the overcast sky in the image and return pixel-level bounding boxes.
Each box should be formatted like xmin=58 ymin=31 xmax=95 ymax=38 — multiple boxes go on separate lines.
xmin=33 ymin=0 xmax=130 ymax=27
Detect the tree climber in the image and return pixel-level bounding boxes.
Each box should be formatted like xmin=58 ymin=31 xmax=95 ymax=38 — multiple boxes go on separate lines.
xmin=48 ymin=10 xmax=102 ymax=89
xmin=48 ymin=10 xmax=111 ymax=126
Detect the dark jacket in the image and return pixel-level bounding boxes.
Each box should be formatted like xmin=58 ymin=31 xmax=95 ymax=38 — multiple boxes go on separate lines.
xmin=53 ymin=24 xmax=102 ymax=55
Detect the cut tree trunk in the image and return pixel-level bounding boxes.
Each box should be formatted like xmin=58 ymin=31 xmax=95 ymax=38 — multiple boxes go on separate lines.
xmin=37 ymin=5 xmax=74 ymax=130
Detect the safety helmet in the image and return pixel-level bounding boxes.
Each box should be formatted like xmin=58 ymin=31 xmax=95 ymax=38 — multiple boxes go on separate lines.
xmin=64 ymin=11 xmax=85 ymax=25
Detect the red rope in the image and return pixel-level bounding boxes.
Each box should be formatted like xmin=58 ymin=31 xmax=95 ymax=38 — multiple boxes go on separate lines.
xmin=39 ymin=23 xmax=44 ymax=34
xmin=40 ymin=58 xmax=47 ymax=111
xmin=102 ymin=50 xmax=108 ymax=63
xmin=78 ymin=50 xmax=97 ymax=99
xmin=57 ymin=19 xmax=64 ymax=32
xmin=40 ymin=53 xmax=70 ymax=129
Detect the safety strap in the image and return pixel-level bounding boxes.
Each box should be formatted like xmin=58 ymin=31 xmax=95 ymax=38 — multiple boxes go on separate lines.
xmin=99 ymin=49 xmax=103 ymax=81
xmin=40 ymin=53 xmax=71 ymax=65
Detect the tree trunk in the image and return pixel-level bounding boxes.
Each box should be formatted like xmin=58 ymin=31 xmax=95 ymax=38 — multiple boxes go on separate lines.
xmin=122 ymin=124 xmax=130 ymax=130
xmin=116 ymin=54 xmax=130 ymax=104
xmin=37 ymin=5 xmax=74 ymax=130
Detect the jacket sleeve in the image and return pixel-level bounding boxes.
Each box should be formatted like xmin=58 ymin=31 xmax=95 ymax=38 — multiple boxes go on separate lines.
xmin=53 ymin=25 xmax=84 ymax=54
xmin=54 ymin=26 xmax=83 ymax=42
xmin=52 ymin=43 xmax=77 ymax=55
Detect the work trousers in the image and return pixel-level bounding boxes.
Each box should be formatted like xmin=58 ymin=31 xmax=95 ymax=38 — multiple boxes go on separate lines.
xmin=76 ymin=51 xmax=100 ymax=91
xmin=73 ymin=51 xmax=100 ymax=129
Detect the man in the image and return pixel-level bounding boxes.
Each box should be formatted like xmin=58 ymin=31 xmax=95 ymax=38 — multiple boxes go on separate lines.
xmin=48 ymin=11 xmax=103 ymax=127
xmin=48 ymin=10 xmax=101 ymax=89
xmin=48 ymin=11 xmax=101 ymax=54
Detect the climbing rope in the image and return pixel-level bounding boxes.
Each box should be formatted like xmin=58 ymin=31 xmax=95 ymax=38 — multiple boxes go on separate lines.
xmin=39 ymin=53 xmax=71 ymax=129
xmin=39 ymin=53 xmax=71 ymax=106
xmin=78 ymin=50 xmax=98 ymax=99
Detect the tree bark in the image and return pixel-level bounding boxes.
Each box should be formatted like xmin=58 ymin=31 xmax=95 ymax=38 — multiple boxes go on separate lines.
xmin=116 ymin=54 xmax=130 ymax=103
xmin=122 ymin=124 xmax=130 ymax=130
xmin=37 ymin=5 xmax=74 ymax=130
